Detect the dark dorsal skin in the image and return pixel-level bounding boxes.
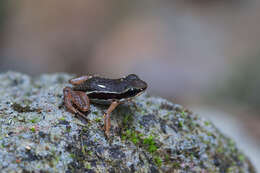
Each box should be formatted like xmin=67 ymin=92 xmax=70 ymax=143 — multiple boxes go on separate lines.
xmin=72 ymin=74 xmax=147 ymax=100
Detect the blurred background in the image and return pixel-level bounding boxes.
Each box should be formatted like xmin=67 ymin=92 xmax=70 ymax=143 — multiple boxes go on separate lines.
xmin=0 ymin=0 xmax=259 ymax=170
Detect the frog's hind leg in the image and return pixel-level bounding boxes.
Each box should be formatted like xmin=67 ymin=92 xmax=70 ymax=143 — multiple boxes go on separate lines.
xmin=104 ymin=101 xmax=120 ymax=138
xmin=63 ymin=87 xmax=90 ymax=119
xmin=69 ymin=75 xmax=93 ymax=85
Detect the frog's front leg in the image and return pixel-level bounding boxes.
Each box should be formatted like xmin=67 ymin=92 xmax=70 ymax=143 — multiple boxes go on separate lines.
xmin=104 ymin=101 xmax=120 ymax=138
xmin=63 ymin=87 xmax=90 ymax=119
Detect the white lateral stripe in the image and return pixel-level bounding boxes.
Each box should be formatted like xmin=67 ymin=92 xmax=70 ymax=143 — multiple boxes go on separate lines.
xmin=97 ymin=84 xmax=106 ymax=88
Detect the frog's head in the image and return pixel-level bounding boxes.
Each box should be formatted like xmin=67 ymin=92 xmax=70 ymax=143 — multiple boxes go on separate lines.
xmin=125 ymin=74 xmax=147 ymax=97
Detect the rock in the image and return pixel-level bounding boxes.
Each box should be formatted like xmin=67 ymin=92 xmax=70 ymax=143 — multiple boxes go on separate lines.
xmin=0 ymin=71 xmax=255 ymax=173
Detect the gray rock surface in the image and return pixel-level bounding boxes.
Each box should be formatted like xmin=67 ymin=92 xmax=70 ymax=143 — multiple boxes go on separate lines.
xmin=0 ymin=72 xmax=255 ymax=173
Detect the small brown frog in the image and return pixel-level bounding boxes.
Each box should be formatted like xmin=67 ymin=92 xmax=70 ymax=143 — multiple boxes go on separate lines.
xmin=63 ymin=74 xmax=147 ymax=137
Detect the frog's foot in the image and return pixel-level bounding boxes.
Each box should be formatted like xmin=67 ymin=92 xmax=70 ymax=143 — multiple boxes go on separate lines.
xmin=63 ymin=87 xmax=90 ymax=119
xmin=104 ymin=101 xmax=120 ymax=138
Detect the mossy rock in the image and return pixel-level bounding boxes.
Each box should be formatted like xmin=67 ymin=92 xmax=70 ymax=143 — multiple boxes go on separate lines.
xmin=0 ymin=72 xmax=255 ymax=173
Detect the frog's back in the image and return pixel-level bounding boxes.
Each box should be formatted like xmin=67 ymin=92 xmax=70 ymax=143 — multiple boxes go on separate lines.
xmin=88 ymin=77 xmax=130 ymax=93
xmin=73 ymin=77 xmax=129 ymax=93
xmin=72 ymin=74 xmax=147 ymax=102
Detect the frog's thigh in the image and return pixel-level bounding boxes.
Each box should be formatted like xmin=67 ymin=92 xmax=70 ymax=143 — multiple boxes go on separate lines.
xmin=71 ymin=91 xmax=90 ymax=112
xmin=63 ymin=87 xmax=79 ymax=113
xmin=69 ymin=75 xmax=92 ymax=85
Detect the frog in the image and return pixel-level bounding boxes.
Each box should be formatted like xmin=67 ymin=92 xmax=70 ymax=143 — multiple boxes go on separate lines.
xmin=63 ymin=74 xmax=147 ymax=137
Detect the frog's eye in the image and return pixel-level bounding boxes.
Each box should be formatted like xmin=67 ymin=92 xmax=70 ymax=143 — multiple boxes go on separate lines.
xmin=126 ymin=74 xmax=139 ymax=80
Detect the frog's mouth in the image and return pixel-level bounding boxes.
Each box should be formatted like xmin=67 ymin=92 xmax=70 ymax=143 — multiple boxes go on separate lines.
xmin=136 ymin=89 xmax=146 ymax=97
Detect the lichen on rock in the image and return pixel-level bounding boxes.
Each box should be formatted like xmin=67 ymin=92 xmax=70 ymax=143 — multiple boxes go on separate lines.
xmin=0 ymin=71 xmax=255 ymax=173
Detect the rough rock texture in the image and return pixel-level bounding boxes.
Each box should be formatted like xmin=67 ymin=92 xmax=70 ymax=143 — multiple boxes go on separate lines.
xmin=0 ymin=72 xmax=255 ymax=173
